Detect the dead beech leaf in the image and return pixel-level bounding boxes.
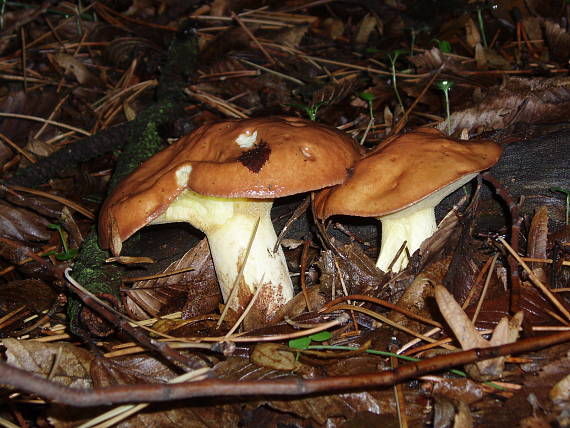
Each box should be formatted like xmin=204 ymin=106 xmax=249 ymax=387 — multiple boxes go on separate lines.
xmin=527 ymin=206 xmax=549 ymax=281
xmin=24 ymin=138 xmax=56 ymax=158
xmin=438 ymin=76 xmax=570 ymax=134
xmin=69 ymin=355 xmax=239 ymax=428
xmin=545 ymin=20 xmax=570 ymax=62
xmin=427 ymin=377 xmax=485 ymax=404
xmin=528 ymin=206 xmax=549 ymax=260
xmin=434 ymin=285 xmax=523 ymax=380
xmin=321 ymin=17 xmax=344 ymax=40
xmin=50 ymin=53 xmax=98 ymax=85
xmin=3 ymin=338 xmax=92 ymax=388
xmin=0 ymin=279 xmax=57 ymax=316
xmin=0 ymin=200 xmax=51 ymax=242
xmin=465 ymin=17 xmax=481 ymax=48
xmin=123 ymin=238 xmax=219 ymax=320
xmin=251 ymin=343 xmax=297 ymax=371
xmin=318 ymin=240 xmax=385 ymax=298
xmin=274 ymin=24 xmax=310 ymax=48
xmin=274 ymin=286 xmax=325 ymax=322
xmin=354 ymin=13 xmax=380 ymax=46
xmin=550 ymin=373 xmax=570 ymax=402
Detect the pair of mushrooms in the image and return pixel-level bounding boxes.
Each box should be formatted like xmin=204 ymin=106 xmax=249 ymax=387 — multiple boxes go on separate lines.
xmin=99 ymin=117 xmax=502 ymax=327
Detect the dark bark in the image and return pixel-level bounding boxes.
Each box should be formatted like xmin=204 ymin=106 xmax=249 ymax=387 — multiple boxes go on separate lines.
xmin=6 ymin=124 xmax=130 ymax=188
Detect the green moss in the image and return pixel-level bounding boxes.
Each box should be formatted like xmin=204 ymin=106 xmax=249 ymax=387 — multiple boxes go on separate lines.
xmin=68 ymin=30 xmax=199 ymax=335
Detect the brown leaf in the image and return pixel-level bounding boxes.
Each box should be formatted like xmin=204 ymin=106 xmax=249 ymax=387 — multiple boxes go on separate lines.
xmin=0 ymin=200 xmax=51 ymax=242
xmin=0 ymin=279 xmax=57 ymax=315
xmin=123 ymin=238 xmax=220 ymax=320
xmin=426 ymin=377 xmax=486 ymax=404
xmin=435 ymin=285 xmax=523 ymax=380
xmin=438 ymin=76 xmax=570 ymax=134
xmin=320 ymin=241 xmax=385 ymax=298
xmin=3 ymin=338 xmax=92 ymax=388
xmin=465 ymin=17 xmax=481 ymax=48
xmin=528 ymin=206 xmax=549 ymax=260
xmin=49 ymin=53 xmax=100 ymax=85
xmin=528 ymin=206 xmax=549 ymax=281
xmin=250 ymin=343 xmax=297 ymax=371
xmin=82 ymin=355 xmax=239 ymax=428
xmin=544 ymin=20 xmax=570 ymax=62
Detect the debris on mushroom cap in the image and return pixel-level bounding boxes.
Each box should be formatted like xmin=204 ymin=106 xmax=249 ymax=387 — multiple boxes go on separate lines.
xmin=98 ymin=116 xmax=362 ymax=250
xmin=314 ymin=128 xmax=503 ymax=219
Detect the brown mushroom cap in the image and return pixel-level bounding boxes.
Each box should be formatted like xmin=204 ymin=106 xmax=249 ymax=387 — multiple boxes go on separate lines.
xmin=99 ymin=116 xmax=362 ymax=249
xmin=314 ymin=128 xmax=502 ymax=219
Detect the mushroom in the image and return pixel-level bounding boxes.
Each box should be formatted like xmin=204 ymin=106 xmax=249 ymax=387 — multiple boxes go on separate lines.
xmin=99 ymin=117 xmax=361 ymax=327
xmin=314 ymin=128 xmax=502 ymax=273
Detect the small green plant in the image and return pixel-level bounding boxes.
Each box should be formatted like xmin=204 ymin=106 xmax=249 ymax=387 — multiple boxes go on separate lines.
xmin=433 ymin=38 xmax=453 ymax=53
xmin=288 ymin=330 xmax=332 ymax=350
xmin=47 ymin=223 xmax=78 ymax=261
xmin=551 ymin=187 xmax=570 ymax=225
xmin=287 ymin=100 xmax=328 ymax=122
xmin=471 ymin=2 xmax=496 ymax=47
xmin=435 ymin=79 xmax=455 ymax=135
xmin=387 ymin=49 xmax=408 ymax=110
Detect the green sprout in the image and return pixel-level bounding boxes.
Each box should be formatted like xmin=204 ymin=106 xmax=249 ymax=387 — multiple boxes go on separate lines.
xmin=288 ymin=330 xmax=332 ymax=350
xmin=47 ymin=223 xmax=78 ymax=261
xmin=551 ymin=187 xmax=570 ymax=225
xmin=287 ymin=100 xmax=328 ymax=122
xmin=433 ymin=38 xmax=453 ymax=53
xmin=476 ymin=7 xmax=488 ymax=47
xmin=435 ymin=79 xmax=456 ymax=135
xmin=470 ymin=2 xmax=496 ymax=48
xmin=387 ymin=49 xmax=408 ymax=111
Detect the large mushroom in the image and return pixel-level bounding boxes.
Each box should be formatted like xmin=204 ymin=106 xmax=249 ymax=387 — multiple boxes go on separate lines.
xmin=99 ymin=117 xmax=361 ymax=327
xmin=315 ymin=128 xmax=502 ymax=273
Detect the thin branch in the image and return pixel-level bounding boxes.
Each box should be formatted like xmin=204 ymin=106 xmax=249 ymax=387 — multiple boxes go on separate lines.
xmin=2 ymin=330 xmax=569 ymax=407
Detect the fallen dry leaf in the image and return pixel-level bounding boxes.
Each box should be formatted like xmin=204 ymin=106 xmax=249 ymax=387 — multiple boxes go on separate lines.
xmin=3 ymin=338 xmax=92 ymax=388
xmin=123 ymin=238 xmax=220 ymax=320
xmin=435 ymin=285 xmax=523 ymax=380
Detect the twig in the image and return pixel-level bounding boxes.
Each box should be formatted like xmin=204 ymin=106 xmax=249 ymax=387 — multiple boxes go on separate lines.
xmin=64 ymin=269 xmax=205 ymax=370
xmin=0 ymin=112 xmax=90 ymax=136
xmin=5 ymin=185 xmax=94 ymax=219
xmin=481 ymin=172 xmax=523 ymax=314
xmin=2 ymin=330 xmax=570 ymax=406
xmin=325 ymin=303 xmax=455 ymax=350
xmin=498 ymin=237 xmax=570 ymax=322
xmin=0 ymin=132 xmax=36 ymax=163
xmin=321 ymin=294 xmax=442 ymax=328
xmin=300 ymin=239 xmax=312 ymax=311
xmin=391 ymin=67 xmax=443 ymax=135
xmin=239 ymin=58 xmax=305 ymax=85
xmin=273 ymin=195 xmax=310 ymax=253
xmin=472 ymin=253 xmax=499 ymax=323
xmin=231 ymin=12 xmax=277 ymax=65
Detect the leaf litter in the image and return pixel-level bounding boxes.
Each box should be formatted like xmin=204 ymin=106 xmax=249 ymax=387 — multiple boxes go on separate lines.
xmin=0 ymin=1 xmax=570 ymax=427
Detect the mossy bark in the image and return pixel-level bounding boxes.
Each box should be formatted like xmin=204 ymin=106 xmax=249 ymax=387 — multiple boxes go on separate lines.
xmin=68 ymin=30 xmax=199 ymax=335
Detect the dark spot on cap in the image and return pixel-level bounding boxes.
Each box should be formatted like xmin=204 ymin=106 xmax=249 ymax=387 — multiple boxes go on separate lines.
xmin=239 ymin=140 xmax=271 ymax=173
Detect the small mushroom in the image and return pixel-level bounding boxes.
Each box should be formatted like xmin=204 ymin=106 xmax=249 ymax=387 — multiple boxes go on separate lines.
xmin=99 ymin=117 xmax=361 ymax=326
xmin=315 ymin=128 xmax=502 ymax=273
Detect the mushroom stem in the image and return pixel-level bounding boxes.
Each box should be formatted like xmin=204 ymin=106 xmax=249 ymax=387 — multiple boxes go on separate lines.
xmin=376 ymin=207 xmax=437 ymax=272
xmin=153 ymin=191 xmax=294 ymax=323
xmin=206 ymin=209 xmax=293 ymax=305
